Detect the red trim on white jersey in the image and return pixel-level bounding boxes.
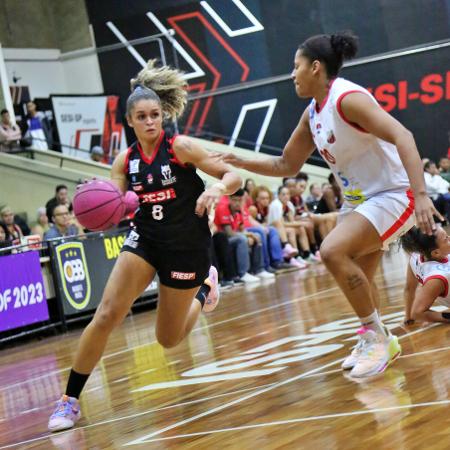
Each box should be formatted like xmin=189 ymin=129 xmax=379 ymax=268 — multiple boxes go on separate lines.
xmin=381 ymin=190 xmax=415 ymax=241
xmin=315 ymin=79 xmax=336 ymax=113
xmin=424 ymin=275 xmax=449 ymax=297
xmin=336 ymin=90 xmax=369 ymax=133
xmin=137 ymin=130 xmax=165 ymax=165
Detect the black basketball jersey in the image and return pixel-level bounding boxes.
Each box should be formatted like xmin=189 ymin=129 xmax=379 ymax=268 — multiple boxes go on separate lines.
xmin=124 ymin=131 xmax=211 ymax=250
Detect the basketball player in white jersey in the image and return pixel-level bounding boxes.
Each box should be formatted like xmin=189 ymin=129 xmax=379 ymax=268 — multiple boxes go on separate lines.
xmin=401 ymin=226 xmax=450 ymax=324
xmin=221 ymin=31 xmax=441 ymax=377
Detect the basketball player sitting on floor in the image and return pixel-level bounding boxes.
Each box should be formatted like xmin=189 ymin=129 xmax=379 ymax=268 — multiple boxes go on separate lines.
xmin=401 ymin=226 xmax=450 ymax=325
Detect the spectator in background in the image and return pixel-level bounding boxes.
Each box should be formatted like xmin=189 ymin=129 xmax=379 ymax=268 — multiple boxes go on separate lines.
xmin=306 ymin=183 xmax=322 ymax=211
xmin=46 ymin=184 xmax=73 ymax=223
xmin=243 ymin=178 xmax=255 ymax=208
xmin=315 ymin=173 xmax=343 ymax=214
xmin=438 ymin=157 xmax=450 ymax=183
xmin=44 ymin=204 xmax=80 ymax=240
xmin=31 ymin=207 xmax=51 ymax=240
xmin=0 ymin=222 xmax=10 ymax=249
xmin=90 ymin=145 xmax=104 ymax=163
xmin=21 ymin=101 xmax=52 ymax=150
xmin=424 ymin=160 xmax=450 ymax=221
xmin=0 ymin=109 xmax=22 ymax=152
xmin=214 ymin=190 xmax=267 ymax=283
xmin=0 ymin=205 xmax=24 ymax=245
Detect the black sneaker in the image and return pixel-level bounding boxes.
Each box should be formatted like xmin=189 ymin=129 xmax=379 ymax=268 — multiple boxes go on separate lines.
xmin=232 ymin=277 xmax=245 ymax=285
xmin=220 ymin=280 xmax=234 ymax=290
xmin=266 ymin=266 xmax=277 ymax=274
xmin=272 ymin=261 xmax=298 ymax=272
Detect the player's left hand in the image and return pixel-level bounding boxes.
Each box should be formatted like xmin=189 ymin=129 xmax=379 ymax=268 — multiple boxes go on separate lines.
xmin=195 ymin=186 xmax=222 ymax=216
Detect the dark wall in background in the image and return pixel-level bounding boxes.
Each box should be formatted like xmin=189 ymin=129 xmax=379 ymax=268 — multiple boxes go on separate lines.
xmin=85 ymin=0 xmax=450 ymax=163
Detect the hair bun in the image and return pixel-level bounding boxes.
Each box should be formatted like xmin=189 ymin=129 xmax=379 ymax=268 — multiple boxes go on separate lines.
xmin=330 ymin=31 xmax=359 ymax=60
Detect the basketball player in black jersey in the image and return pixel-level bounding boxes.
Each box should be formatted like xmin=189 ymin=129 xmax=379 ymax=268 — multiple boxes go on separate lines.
xmin=48 ymin=60 xmax=242 ymax=432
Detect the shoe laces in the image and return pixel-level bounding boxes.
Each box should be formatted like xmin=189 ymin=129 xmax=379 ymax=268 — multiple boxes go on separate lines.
xmin=52 ymin=397 xmax=77 ymax=418
xmin=357 ymin=330 xmax=382 ymax=362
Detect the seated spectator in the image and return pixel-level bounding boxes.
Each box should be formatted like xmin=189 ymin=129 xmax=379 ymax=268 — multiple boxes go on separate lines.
xmin=46 ymin=184 xmax=73 ymax=223
xmin=0 ymin=109 xmax=22 ymax=152
xmin=316 ymin=174 xmax=343 ymax=214
xmin=31 ymin=207 xmax=51 ymax=240
xmin=424 ymin=160 xmax=450 ymax=220
xmin=215 ymin=190 xmax=272 ymax=282
xmin=306 ymin=183 xmax=322 ymax=211
xmin=232 ymin=188 xmax=291 ymax=273
xmin=243 ymin=178 xmax=255 ymax=208
xmin=21 ymin=101 xmax=52 ymax=150
xmin=250 ymin=186 xmax=298 ymax=264
xmin=438 ymin=157 xmax=450 ymax=183
xmin=0 ymin=222 xmax=11 ymax=249
xmin=0 ymin=205 xmax=24 ymax=245
xmin=44 ymin=205 xmax=80 ymax=240
xmin=267 ymin=187 xmax=315 ymax=268
xmin=209 ymin=220 xmax=239 ymax=289
xmin=90 ymin=145 xmax=104 ymax=163
xmin=284 ymin=178 xmax=320 ymax=258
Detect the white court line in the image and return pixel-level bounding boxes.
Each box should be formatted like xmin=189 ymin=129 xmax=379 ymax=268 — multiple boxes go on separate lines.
xmin=130 ymin=399 xmax=450 ymax=444
xmin=123 ymin=322 xmax=438 ymax=445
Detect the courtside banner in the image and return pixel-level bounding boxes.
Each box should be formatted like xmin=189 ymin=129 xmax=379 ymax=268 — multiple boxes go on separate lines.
xmin=0 ymin=252 xmax=49 ymax=332
xmin=51 ymin=232 xmax=158 ymax=317
xmin=51 ymin=95 xmax=128 ymax=161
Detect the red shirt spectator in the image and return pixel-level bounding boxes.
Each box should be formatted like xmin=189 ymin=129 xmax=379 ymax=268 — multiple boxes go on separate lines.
xmin=214 ymin=202 xmax=252 ymax=232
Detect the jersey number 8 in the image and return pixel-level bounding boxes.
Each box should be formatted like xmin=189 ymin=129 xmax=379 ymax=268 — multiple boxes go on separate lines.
xmin=152 ymin=205 xmax=164 ymax=220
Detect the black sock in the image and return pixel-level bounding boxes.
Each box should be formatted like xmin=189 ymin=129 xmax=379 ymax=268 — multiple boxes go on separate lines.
xmin=310 ymin=244 xmax=318 ymax=253
xmin=282 ymin=242 xmax=288 ymax=247
xmin=442 ymin=312 xmax=450 ymax=320
xmin=302 ymin=250 xmax=310 ymax=259
xmin=195 ymin=283 xmax=211 ymax=309
xmin=65 ymin=369 xmax=90 ymax=399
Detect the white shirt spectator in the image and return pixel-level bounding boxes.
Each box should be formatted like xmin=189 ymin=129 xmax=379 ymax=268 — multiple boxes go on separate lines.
xmin=424 ymin=172 xmax=450 ymax=200
xmin=267 ymin=198 xmax=295 ymax=225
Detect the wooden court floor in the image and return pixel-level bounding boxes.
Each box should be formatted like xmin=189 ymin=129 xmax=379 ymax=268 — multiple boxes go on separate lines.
xmin=1 ymin=249 xmax=450 ymax=449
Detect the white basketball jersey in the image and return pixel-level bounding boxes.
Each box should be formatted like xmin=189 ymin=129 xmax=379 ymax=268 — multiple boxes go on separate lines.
xmin=410 ymin=253 xmax=450 ymax=305
xmin=308 ymin=77 xmax=409 ymax=205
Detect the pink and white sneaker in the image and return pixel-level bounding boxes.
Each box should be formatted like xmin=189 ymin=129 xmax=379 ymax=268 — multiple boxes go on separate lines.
xmin=289 ymin=257 xmax=308 ymax=269
xmin=48 ymin=395 xmax=81 ymax=432
xmin=203 ymin=266 xmax=220 ymax=312
xmin=282 ymin=243 xmax=299 ymax=259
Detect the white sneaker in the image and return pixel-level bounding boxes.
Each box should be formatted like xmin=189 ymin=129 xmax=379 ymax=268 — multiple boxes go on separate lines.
xmin=288 ymin=257 xmax=308 ymax=269
xmin=297 ymin=256 xmax=310 ymax=266
xmin=305 ymin=253 xmax=321 ymax=264
xmin=48 ymin=395 xmax=81 ymax=432
xmin=349 ymin=328 xmax=401 ymax=378
xmin=341 ymin=336 xmax=365 ymax=370
xmin=240 ymin=272 xmax=260 ymax=283
xmin=257 ymin=270 xmax=276 ymax=279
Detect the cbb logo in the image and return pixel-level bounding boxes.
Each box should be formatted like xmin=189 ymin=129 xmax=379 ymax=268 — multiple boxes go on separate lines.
xmin=55 ymin=242 xmax=91 ymax=310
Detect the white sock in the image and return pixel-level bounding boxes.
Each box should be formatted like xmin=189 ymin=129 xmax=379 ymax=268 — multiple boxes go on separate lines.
xmin=360 ymin=311 xmax=388 ymax=337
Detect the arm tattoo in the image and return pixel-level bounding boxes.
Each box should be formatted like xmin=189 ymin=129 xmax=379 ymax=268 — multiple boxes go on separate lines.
xmin=272 ymin=158 xmax=285 ymax=175
xmin=347 ymin=274 xmax=364 ymax=290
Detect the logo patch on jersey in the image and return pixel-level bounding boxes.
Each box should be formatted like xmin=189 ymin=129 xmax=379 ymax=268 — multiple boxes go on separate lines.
xmin=171 ymin=271 xmax=196 ymax=280
xmin=139 ymin=188 xmax=176 ymax=204
xmin=124 ymin=230 xmax=140 ymax=249
xmin=161 ymin=164 xmax=177 ymax=186
xmin=327 ymin=130 xmax=336 ymax=144
xmin=147 ymin=174 xmax=154 ymax=184
xmin=129 ymin=159 xmax=140 ymax=174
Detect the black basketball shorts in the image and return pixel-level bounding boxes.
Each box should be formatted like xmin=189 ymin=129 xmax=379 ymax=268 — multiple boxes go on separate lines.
xmin=121 ymin=228 xmax=211 ymax=289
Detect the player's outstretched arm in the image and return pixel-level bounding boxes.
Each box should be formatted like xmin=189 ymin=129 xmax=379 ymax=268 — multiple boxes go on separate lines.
xmin=220 ymin=107 xmax=315 ymax=177
xmin=173 ymin=135 xmax=242 ymax=216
